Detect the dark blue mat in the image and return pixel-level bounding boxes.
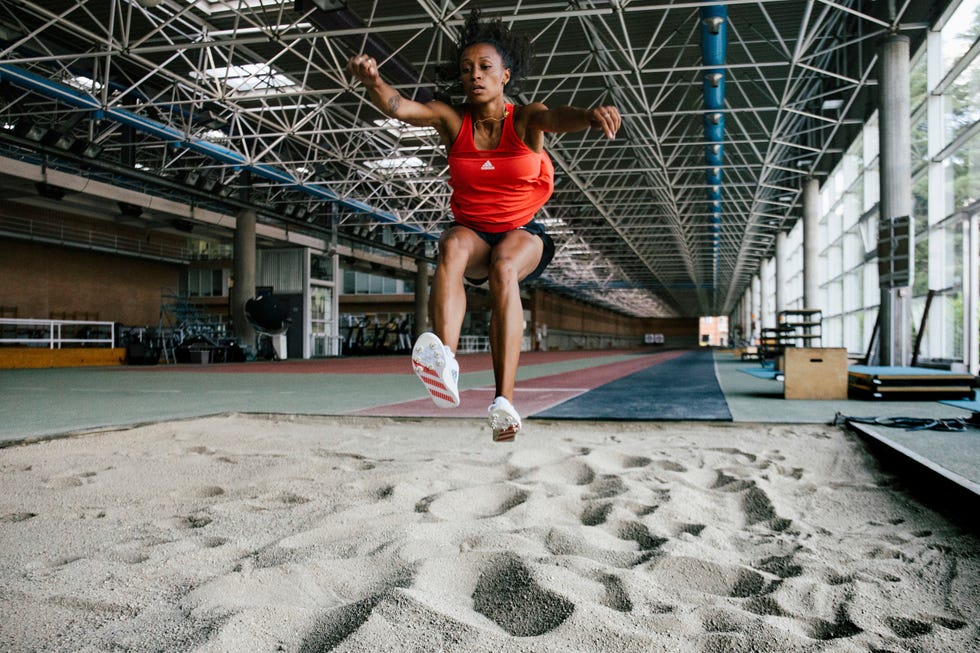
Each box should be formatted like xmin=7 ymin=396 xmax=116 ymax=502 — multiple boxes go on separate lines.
xmin=531 ymin=349 xmax=732 ymax=421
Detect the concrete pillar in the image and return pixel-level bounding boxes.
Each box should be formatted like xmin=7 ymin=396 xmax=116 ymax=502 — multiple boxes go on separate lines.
xmin=232 ymin=208 xmax=257 ymax=349
xmin=743 ymin=284 xmax=753 ymax=344
xmin=774 ymin=230 xmax=787 ymax=314
xmin=413 ymin=259 xmax=429 ymax=340
xmin=802 ymin=177 xmax=820 ymax=310
xmin=752 ymin=275 xmax=762 ymax=342
xmin=968 ymin=215 xmax=980 ymax=375
xmin=758 ymin=263 xmax=769 ymax=329
xmin=878 ymin=33 xmax=913 ymax=366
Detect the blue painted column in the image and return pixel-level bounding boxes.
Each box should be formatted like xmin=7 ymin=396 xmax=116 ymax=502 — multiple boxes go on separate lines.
xmin=701 ymin=5 xmax=727 ymax=282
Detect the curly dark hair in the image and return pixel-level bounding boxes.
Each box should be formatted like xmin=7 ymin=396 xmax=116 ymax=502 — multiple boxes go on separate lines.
xmin=436 ymin=8 xmax=534 ymax=97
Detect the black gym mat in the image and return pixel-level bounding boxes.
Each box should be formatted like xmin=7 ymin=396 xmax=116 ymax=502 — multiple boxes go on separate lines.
xmin=532 ymin=349 xmax=732 ymax=421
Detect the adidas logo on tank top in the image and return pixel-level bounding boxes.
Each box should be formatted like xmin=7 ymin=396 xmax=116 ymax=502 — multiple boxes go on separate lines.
xmin=481 ymin=160 xmax=495 ymax=171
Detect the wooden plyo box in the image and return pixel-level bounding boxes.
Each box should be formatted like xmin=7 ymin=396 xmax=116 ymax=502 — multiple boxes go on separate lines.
xmin=783 ymin=347 xmax=848 ymax=400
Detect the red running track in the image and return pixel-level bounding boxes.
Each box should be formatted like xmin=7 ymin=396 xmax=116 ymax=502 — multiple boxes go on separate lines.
xmin=356 ymin=349 xmax=687 ymax=418
xmin=123 ymin=348 xmax=651 ymax=375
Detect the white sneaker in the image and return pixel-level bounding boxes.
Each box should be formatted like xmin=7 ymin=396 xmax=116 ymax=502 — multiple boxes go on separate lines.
xmin=488 ymin=396 xmax=521 ymax=442
xmin=411 ymin=332 xmax=460 ymax=408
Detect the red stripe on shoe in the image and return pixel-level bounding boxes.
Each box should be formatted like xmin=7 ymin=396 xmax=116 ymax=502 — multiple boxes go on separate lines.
xmin=493 ymin=428 xmax=518 ymax=442
xmin=415 ymin=367 xmax=449 ymax=392
xmin=493 ymin=424 xmax=519 ymax=436
xmin=428 ymin=389 xmax=454 ymax=403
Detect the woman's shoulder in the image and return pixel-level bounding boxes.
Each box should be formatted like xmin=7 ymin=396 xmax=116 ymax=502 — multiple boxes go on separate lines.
xmin=426 ymin=99 xmax=466 ymax=117
xmin=512 ymin=103 xmax=549 ymax=130
xmin=513 ymin=102 xmax=548 ymax=120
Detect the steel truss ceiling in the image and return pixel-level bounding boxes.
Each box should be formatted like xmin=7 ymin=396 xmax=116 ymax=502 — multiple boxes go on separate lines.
xmin=0 ymin=0 xmax=946 ymax=317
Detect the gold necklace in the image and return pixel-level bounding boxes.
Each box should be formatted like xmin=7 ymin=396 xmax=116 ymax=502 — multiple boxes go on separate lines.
xmin=474 ymin=110 xmax=509 ymax=125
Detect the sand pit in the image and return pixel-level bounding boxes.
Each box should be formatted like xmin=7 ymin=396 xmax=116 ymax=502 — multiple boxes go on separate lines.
xmin=0 ymin=414 xmax=977 ymax=652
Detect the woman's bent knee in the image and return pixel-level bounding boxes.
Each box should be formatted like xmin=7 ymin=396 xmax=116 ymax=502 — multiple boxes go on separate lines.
xmin=488 ymin=257 xmax=522 ymax=287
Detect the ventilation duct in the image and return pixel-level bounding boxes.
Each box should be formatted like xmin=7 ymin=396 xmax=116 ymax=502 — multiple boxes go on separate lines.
xmin=700 ymin=5 xmax=727 ymax=285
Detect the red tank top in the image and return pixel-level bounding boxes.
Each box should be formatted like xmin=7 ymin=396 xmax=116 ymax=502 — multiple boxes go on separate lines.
xmin=448 ymin=104 xmax=555 ymax=233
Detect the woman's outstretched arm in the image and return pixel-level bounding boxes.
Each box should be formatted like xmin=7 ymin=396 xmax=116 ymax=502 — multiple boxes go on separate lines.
xmin=347 ymin=54 xmax=457 ymax=140
xmin=523 ymin=102 xmax=622 ymax=140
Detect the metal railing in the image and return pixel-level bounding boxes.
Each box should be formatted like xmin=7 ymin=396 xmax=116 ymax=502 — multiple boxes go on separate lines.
xmin=0 ymin=318 xmax=115 ymax=348
xmin=0 ymin=215 xmax=191 ymax=262
xmin=458 ymin=335 xmax=490 ymax=353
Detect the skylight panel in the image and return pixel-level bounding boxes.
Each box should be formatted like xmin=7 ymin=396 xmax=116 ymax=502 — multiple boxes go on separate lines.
xmin=188 ymin=0 xmax=280 ymax=16
xmin=365 ymin=156 xmax=426 ymax=172
xmin=192 ymin=64 xmax=296 ymax=94
xmin=373 ymin=119 xmax=438 ymax=140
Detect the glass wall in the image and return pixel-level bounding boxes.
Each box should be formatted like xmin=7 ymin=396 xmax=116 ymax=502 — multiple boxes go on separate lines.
xmin=756 ymin=0 xmax=980 ymax=372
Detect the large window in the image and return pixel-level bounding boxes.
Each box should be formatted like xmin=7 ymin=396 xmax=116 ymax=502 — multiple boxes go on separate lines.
xmin=185 ymin=268 xmax=226 ymax=297
xmin=342 ymin=269 xmax=414 ymax=295
xmin=759 ymin=0 xmax=980 ymax=370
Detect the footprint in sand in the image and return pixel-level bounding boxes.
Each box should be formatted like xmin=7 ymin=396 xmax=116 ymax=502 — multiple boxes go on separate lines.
xmin=711 ymin=470 xmax=754 ymax=492
xmin=882 ymin=614 xmax=967 ymax=639
xmin=472 ymin=553 xmax=574 ymax=637
xmin=678 ymin=523 xmax=706 ymax=537
xmin=278 ymin=491 xmax=311 ymax=505
xmin=701 ymin=607 xmax=754 ymax=634
xmin=885 ymin=615 xmax=934 ymax=638
xmin=545 ymin=526 xmax=652 ymax=568
xmin=739 ymin=482 xmax=781 ymax=526
xmin=710 ymin=472 xmax=794 ymax=532
xmin=249 ymin=544 xmax=306 ymax=569
xmin=299 ymin=570 xmax=417 ymax=652
xmin=524 ymin=458 xmax=596 ymax=486
xmin=866 ymin=545 xmax=904 ymax=560
xmin=584 ymin=474 xmax=628 ymax=499
xmin=312 ymin=450 xmax=378 ymax=471
xmin=423 ymin=484 xmax=528 ymax=520
xmin=199 ymin=536 xmax=227 ymax=548
xmin=45 ymin=476 xmax=84 ymax=489
xmin=1 ymin=512 xmax=37 ymax=523
xmin=583 ymin=450 xmax=653 ymax=471
xmin=596 ymin=572 xmax=632 ymax=612
xmin=744 ymin=595 xmax=787 ymax=617
xmin=580 ymin=501 xmax=613 ymax=526
xmin=710 ymin=447 xmax=758 ymax=463
xmin=754 ymin=554 xmax=803 ymax=579
xmin=300 ymin=593 xmax=388 ymax=651
xmin=155 ymin=514 xmax=213 ymax=530
xmin=617 ymin=521 xmax=668 ymax=552
xmin=806 ymin=604 xmax=863 ymax=640
xmin=655 ymin=459 xmax=687 ymax=473
xmin=646 ymin=556 xmax=771 ymax=599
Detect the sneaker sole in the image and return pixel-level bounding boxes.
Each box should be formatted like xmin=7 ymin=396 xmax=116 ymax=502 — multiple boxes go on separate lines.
xmin=412 ymin=361 xmax=459 ymax=407
xmin=492 ymin=424 xmax=519 ymax=442
xmin=412 ymin=334 xmax=459 ymax=408
xmin=489 ymin=403 xmax=521 ymax=442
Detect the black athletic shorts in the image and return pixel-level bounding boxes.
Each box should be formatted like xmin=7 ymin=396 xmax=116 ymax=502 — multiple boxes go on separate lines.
xmin=451 ymin=220 xmax=555 ymax=285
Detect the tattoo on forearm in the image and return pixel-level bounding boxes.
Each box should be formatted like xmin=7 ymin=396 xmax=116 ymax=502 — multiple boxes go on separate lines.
xmin=386 ymin=94 xmax=401 ymax=115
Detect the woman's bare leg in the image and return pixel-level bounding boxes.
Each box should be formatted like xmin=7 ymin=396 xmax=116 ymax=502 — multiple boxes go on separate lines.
xmin=487 ymin=230 xmax=544 ymax=401
xmin=430 ymin=226 xmax=490 ymax=352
